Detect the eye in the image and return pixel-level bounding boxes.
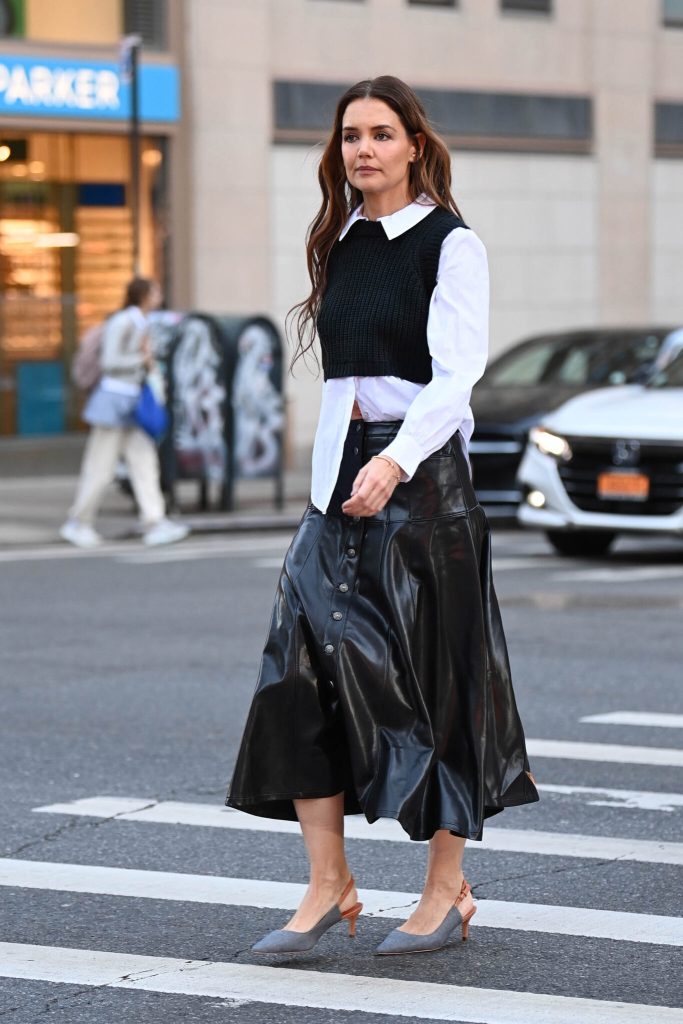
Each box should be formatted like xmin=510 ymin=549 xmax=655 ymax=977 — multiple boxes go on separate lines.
xmin=343 ymin=133 xmax=358 ymax=144
xmin=375 ymin=132 xmax=390 ymax=141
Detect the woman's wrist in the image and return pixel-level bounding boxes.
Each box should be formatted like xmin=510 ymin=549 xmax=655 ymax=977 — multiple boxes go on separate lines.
xmin=372 ymin=454 xmax=402 ymax=485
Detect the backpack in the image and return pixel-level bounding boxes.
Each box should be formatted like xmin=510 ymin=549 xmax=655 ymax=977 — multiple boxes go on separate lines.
xmin=71 ymin=322 xmax=105 ymax=392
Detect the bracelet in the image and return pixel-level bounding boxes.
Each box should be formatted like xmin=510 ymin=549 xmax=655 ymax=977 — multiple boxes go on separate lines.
xmin=372 ymin=455 xmax=401 ymax=484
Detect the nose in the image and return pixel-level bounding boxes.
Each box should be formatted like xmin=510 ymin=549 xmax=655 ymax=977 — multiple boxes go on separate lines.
xmin=357 ymin=135 xmax=374 ymax=159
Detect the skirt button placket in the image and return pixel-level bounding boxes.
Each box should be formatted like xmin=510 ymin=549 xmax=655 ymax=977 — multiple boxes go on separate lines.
xmin=322 ymin=422 xmax=364 ymax=662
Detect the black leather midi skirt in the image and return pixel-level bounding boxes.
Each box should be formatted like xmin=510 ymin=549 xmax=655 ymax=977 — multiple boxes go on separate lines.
xmin=226 ymin=420 xmax=539 ymax=841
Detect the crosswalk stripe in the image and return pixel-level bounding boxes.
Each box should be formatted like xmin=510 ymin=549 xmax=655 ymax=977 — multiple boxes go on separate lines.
xmin=0 ymin=536 xmax=290 ymax=565
xmin=33 ymin=798 xmax=683 ymax=865
xmin=116 ymin=537 xmax=290 ymax=565
xmin=1 ymin=943 xmax=679 ymax=1023
xmin=526 ymin=738 xmax=683 ymax=767
xmin=579 ymin=712 xmax=683 ymax=729
xmin=536 ymin=783 xmax=683 ymax=812
xmin=1 ymin=858 xmax=680 ymax=946
xmin=554 ymin=566 xmax=683 ymax=583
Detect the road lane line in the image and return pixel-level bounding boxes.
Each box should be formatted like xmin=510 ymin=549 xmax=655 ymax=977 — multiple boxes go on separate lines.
xmin=0 ymin=536 xmax=291 ymax=565
xmin=32 ymin=798 xmax=683 ymax=865
xmin=554 ymin=567 xmax=683 ymax=583
xmin=537 ymin=783 xmax=683 ymax=812
xmin=579 ymin=712 xmax=683 ymax=729
xmin=526 ymin=739 xmax=683 ymax=767
xmin=1 ymin=859 xmax=681 ymax=945
xmin=0 ymin=943 xmax=679 ymax=1023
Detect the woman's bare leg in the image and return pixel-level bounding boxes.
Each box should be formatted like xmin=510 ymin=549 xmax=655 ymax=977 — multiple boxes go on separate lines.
xmin=284 ymin=793 xmax=358 ymax=932
xmin=399 ymin=830 xmax=466 ymax=934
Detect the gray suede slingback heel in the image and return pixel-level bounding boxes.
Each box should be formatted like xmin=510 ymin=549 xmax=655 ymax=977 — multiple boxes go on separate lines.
xmin=251 ymin=876 xmax=362 ymax=954
xmin=375 ymin=878 xmax=476 ymax=956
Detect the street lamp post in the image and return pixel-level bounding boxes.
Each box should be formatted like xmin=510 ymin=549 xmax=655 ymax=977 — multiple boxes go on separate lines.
xmin=120 ymin=33 xmax=142 ymax=276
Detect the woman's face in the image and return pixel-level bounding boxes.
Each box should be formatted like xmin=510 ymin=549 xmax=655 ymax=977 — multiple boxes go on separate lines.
xmin=341 ymin=98 xmax=421 ymax=201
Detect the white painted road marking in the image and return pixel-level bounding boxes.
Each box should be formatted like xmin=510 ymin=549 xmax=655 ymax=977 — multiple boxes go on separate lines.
xmin=1 ymin=858 xmax=681 ymax=946
xmin=580 ymin=712 xmax=683 ymax=729
xmin=526 ymin=738 xmax=683 ymax=768
xmin=554 ymin=566 xmax=683 ymax=583
xmin=32 ymin=798 xmax=683 ymax=865
xmin=0 ymin=943 xmax=679 ymax=1023
xmin=537 ymin=783 xmax=683 ymax=812
xmin=0 ymin=536 xmax=291 ymax=565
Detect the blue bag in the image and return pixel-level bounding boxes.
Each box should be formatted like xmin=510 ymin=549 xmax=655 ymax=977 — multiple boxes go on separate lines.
xmin=134 ymin=380 xmax=169 ymax=440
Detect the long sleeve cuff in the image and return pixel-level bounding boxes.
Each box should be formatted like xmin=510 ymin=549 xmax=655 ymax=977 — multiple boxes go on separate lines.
xmin=379 ymin=433 xmax=425 ymax=482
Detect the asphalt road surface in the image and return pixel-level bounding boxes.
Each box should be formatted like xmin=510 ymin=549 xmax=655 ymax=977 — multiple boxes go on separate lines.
xmin=1 ymin=527 xmax=682 ymax=1023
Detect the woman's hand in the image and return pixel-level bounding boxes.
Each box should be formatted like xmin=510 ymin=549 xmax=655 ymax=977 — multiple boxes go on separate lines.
xmin=342 ymin=456 xmax=402 ymax=517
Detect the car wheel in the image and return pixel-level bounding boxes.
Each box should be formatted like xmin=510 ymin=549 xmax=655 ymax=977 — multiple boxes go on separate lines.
xmin=545 ymin=530 xmax=616 ymax=558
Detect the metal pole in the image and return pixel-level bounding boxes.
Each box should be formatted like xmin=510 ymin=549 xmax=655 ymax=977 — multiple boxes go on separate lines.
xmin=130 ymin=38 xmax=141 ymax=275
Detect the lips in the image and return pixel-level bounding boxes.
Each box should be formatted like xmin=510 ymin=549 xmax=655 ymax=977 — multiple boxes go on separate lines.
xmin=357 ymin=166 xmax=379 ymax=173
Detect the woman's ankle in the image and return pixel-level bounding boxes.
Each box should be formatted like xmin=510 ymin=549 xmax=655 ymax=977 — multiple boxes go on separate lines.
xmin=308 ymin=868 xmax=352 ymax=891
xmin=421 ymin=871 xmax=463 ymax=902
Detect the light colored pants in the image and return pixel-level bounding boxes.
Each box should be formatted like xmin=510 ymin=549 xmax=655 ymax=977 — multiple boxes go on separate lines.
xmin=69 ymin=426 xmax=165 ymax=527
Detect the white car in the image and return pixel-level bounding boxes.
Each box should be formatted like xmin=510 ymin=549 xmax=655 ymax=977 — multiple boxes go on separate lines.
xmin=517 ymin=353 xmax=683 ymax=556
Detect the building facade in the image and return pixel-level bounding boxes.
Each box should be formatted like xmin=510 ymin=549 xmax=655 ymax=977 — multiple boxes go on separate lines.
xmin=2 ymin=0 xmax=682 ymax=453
xmin=0 ymin=0 xmax=180 ymax=435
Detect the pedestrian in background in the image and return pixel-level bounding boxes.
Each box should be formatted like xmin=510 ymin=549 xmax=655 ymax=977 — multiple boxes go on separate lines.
xmin=227 ymin=76 xmax=538 ymax=957
xmin=60 ymin=277 xmax=189 ymax=548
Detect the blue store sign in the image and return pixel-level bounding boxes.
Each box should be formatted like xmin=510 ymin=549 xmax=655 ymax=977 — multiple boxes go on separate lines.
xmin=0 ymin=54 xmax=179 ymax=122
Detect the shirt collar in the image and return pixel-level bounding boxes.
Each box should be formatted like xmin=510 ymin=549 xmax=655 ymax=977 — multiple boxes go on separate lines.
xmin=127 ymin=305 xmax=148 ymax=328
xmin=338 ymin=195 xmax=436 ymax=241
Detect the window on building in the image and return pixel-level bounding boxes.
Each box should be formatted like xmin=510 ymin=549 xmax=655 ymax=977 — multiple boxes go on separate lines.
xmin=123 ymin=0 xmax=167 ymax=50
xmin=0 ymin=0 xmax=25 ymax=37
xmin=501 ymin=0 xmax=552 ymax=12
xmin=662 ymin=0 xmax=683 ymax=26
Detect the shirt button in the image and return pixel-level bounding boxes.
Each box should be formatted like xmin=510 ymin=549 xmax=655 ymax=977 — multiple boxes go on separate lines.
xmin=355 ymin=423 xmax=362 ymax=433
xmin=332 ymin=611 xmax=343 ymax=621
xmin=338 ymin=583 xmax=349 ymax=593
xmin=353 ymin=446 xmax=359 ymax=455
xmin=324 ymin=643 xmax=335 ymax=655
xmin=347 ymin=548 xmax=356 ymax=557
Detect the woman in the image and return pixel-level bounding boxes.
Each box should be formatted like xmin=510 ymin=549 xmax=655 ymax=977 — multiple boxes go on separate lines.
xmin=227 ymin=76 xmax=538 ymax=956
xmin=60 ymin=277 xmax=189 ymax=548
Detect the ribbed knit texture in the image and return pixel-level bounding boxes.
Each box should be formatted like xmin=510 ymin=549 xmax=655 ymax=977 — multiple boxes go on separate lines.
xmin=317 ymin=206 xmax=467 ymax=384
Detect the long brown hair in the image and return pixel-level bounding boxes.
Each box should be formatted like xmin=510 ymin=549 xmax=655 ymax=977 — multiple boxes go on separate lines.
xmin=288 ymin=75 xmax=464 ymax=371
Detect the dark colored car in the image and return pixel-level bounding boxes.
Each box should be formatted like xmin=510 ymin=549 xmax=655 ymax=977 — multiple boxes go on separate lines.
xmin=469 ymin=326 xmax=676 ymax=514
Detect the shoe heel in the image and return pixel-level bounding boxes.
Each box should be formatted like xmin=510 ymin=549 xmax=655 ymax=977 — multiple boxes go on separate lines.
xmin=461 ymin=905 xmax=477 ymax=941
xmin=343 ymin=902 xmax=363 ymax=937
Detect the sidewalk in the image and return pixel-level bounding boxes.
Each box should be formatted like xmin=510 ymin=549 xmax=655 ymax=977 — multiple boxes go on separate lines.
xmin=0 ymin=472 xmax=311 ymax=549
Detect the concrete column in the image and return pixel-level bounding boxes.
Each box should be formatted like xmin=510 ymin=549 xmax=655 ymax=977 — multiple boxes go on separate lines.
xmin=183 ymin=0 xmax=271 ymax=312
xmin=590 ymin=0 xmax=657 ymax=322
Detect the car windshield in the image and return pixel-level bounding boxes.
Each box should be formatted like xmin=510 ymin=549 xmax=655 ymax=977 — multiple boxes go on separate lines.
xmin=485 ymin=332 xmax=664 ymax=387
xmin=649 ymin=352 xmax=683 ymax=388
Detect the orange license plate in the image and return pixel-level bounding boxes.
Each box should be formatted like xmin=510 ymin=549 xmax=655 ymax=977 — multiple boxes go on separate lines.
xmin=597 ymin=472 xmax=650 ymax=501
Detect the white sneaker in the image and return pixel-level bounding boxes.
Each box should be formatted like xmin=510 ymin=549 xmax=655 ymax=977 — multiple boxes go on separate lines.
xmin=59 ymin=521 xmax=103 ymax=548
xmin=143 ymin=518 xmax=190 ymax=547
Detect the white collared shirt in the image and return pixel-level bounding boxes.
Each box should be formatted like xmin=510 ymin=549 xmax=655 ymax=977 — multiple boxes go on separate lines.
xmin=310 ymin=197 xmax=489 ymax=513
xmin=100 ymin=305 xmax=150 ymax=395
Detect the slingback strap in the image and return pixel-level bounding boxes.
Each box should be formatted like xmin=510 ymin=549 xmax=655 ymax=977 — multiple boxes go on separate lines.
xmin=338 ymin=876 xmax=355 ymax=906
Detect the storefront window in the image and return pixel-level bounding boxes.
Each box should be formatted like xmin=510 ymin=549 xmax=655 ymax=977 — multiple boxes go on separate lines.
xmin=0 ymin=131 xmax=168 ymax=435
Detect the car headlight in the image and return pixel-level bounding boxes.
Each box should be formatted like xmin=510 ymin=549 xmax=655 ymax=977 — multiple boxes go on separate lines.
xmin=529 ymin=426 xmax=572 ymax=461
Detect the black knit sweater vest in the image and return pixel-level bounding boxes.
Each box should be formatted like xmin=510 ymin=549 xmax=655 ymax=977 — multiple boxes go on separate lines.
xmin=317 ymin=206 xmax=467 ymax=384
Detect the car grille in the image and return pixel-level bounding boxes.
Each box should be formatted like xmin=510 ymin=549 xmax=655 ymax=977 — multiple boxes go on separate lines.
xmin=559 ymin=439 xmax=683 ymax=516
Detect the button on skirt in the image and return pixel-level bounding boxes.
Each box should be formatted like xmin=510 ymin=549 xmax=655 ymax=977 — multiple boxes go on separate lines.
xmin=226 ymin=420 xmax=539 ymax=841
